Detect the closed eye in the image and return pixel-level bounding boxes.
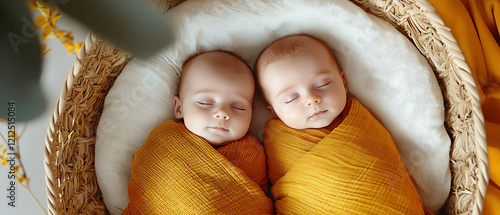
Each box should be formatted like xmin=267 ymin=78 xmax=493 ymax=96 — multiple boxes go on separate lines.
xmin=197 ymin=101 xmax=213 ymax=106
xmin=232 ymin=106 xmax=246 ymax=111
xmin=285 ymin=95 xmax=299 ymax=104
xmin=316 ymin=81 xmax=332 ymax=88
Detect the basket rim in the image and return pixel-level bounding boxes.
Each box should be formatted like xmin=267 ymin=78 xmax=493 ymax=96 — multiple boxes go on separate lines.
xmin=43 ymin=32 xmax=124 ymax=214
xmin=413 ymin=0 xmax=489 ymax=213
xmin=43 ymin=0 xmax=489 ymax=214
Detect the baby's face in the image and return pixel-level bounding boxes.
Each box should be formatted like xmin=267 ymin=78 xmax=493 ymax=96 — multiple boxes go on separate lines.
xmin=260 ymin=44 xmax=347 ymax=129
xmin=175 ymin=57 xmax=254 ymax=146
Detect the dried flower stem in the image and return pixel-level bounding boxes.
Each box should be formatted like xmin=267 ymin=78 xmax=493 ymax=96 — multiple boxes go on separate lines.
xmin=20 ymin=182 xmax=48 ymax=215
xmin=30 ymin=0 xmax=83 ymax=55
xmin=0 ymin=121 xmax=47 ymax=214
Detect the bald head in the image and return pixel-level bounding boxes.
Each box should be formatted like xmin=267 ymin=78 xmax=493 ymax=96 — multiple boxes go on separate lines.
xmin=255 ymin=34 xmax=339 ymax=83
xmin=255 ymin=34 xmax=342 ymax=104
xmin=253 ymin=34 xmax=348 ymax=129
xmin=174 ymin=51 xmax=255 ymax=145
xmin=179 ymin=51 xmax=253 ymax=98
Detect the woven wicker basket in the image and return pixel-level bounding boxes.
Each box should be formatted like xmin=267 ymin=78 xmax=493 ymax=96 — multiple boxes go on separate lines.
xmin=43 ymin=0 xmax=489 ymax=214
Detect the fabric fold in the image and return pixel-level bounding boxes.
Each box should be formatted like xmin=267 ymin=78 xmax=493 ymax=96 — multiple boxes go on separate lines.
xmin=266 ymin=98 xmax=427 ymax=214
xmin=122 ymin=120 xmax=273 ymax=214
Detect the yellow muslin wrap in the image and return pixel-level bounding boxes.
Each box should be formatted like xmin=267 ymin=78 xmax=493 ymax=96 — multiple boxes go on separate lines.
xmin=265 ymin=98 xmax=426 ymax=214
xmin=122 ymin=120 xmax=273 ymax=215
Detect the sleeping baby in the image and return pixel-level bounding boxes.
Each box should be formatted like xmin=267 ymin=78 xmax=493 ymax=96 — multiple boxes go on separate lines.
xmin=172 ymin=50 xmax=269 ymax=192
xmin=255 ymin=34 xmax=432 ymax=214
xmin=122 ymin=51 xmax=273 ymax=214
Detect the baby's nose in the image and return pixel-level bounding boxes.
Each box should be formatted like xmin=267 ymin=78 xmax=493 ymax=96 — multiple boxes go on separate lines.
xmin=306 ymin=95 xmax=321 ymax=106
xmin=213 ymin=110 xmax=230 ymax=120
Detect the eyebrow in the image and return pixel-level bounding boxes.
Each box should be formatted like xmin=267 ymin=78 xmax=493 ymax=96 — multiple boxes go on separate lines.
xmin=313 ymin=70 xmax=335 ymax=78
xmin=276 ymin=86 xmax=294 ymax=99
xmin=193 ymin=90 xmax=253 ymax=105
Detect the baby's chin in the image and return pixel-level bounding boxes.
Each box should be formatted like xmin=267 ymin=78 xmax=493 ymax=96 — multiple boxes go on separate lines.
xmin=206 ymin=139 xmax=232 ymax=148
xmin=285 ymin=122 xmax=331 ymax=130
xmin=286 ymin=120 xmax=333 ymax=130
xmin=203 ymin=134 xmax=244 ymax=148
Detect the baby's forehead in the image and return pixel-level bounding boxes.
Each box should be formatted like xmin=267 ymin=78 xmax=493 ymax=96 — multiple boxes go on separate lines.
xmin=179 ymin=52 xmax=254 ymax=97
xmin=182 ymin=61 xmax=251 ymax=85
xmin=180 ymin=71 xmax=254 ymax=104
xmin=183 ymin=52 xmax=249 ymax=76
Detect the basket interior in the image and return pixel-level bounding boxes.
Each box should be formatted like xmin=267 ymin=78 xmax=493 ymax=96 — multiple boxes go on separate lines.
xmin=43 ymin=0 xmax=488 ymax=214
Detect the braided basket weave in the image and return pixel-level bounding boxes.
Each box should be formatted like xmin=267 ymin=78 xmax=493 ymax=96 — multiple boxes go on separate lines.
xmin=43 ymin=0 xmax=489 ymax=214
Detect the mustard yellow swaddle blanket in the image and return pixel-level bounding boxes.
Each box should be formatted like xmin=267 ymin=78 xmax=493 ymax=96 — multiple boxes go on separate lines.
xmin=122 ymin=120 xmax=273 ymax=214
xmin=266 ymin=98 xmax=427 ymax=214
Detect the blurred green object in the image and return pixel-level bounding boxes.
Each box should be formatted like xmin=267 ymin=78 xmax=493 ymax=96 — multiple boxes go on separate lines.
xmin=0 ymin=0 xmax=174 ymax=122
xmin=57 ymin=0 xmax=175 ymax=59
xmin=1 ymin=0 xmax=44 ymax=122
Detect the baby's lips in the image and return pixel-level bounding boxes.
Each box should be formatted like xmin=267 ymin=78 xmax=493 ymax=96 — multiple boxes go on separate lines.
xmin=309 ymin=110 xmax=328 ymax=119
xmin=209 ymin=126 xmax=229 ymax=132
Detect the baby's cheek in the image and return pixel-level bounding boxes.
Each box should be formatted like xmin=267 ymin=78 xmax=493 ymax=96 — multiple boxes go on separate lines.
xmin=237 ymin=114 xmax=252 ymax=134
xmin=281 ymin=106 xmax=305 ymax=128
xmin=278 ymin=105 xmax=288 ymax=118
xmin=282 ymin=105 xmax=302 ymax=120
xmin=185 ymin=110 xmax=209 ymax=131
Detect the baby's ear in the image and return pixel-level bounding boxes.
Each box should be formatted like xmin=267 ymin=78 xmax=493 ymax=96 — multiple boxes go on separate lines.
xmin=173 ymin=96 xmax=183 ymax=119
xmin=266 ymin=104 xmax=279 ymax=119
xmin=340 ymin=69 xmax=348 ymax=93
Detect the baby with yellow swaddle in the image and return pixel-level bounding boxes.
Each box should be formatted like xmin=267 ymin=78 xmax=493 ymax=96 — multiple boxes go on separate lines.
xmin=123 ymin=51 xmax=273 ymax=214
xmin=255 ymin=34 xmax=432 ymax=214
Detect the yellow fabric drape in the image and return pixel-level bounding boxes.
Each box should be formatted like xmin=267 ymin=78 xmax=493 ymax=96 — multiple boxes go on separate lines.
xmin=265 ymin=98 xmax=427 ymax=214
xmin=122 ymin=120 xmax=273 ymax=214
xmin=216 ymin=133 xmax=270 ymax=193
xmin=428 ymin=0 xmax=500 ymax=214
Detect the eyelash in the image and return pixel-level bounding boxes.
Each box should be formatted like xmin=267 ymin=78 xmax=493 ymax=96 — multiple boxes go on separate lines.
xmin=197 ymin=101 xmax=213 ymax=106
xmin=232 ymin=106 xmax=246 ymax=111
xmin=198 ymin=102 xmax=246 ymax=111
xmin=316 ymin=81 xmax=332 ymax=88
xmin=285 ymin=96 xmax=299 ymax=104
xmin=284 ymin=81 xmax=331 ymax=104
